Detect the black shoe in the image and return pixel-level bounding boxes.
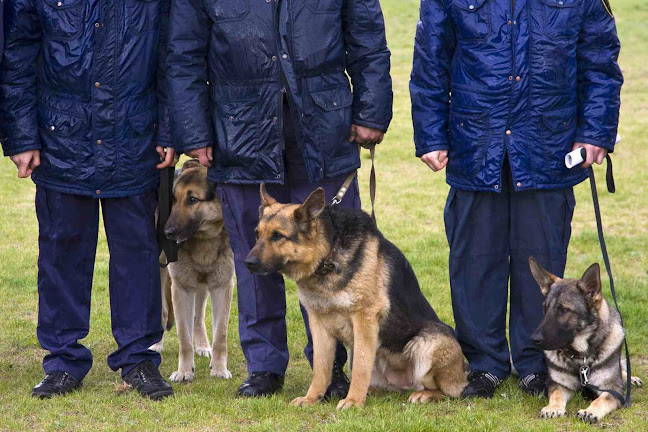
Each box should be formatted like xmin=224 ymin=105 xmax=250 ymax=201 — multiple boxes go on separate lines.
xmin=324 ymin=360 xmax=350 ymax=400
xmin=32 ymin=371 xmax=81 ymax=399
xmin=461 ymin=371 xmax=502 ymax=399
xmin=519 ymin=372 xmax=547 ymax=396
xmin=123 ymin=360 xmax=174 ymax=400
xmin=237 ymin=372 xmax=284 ymax=397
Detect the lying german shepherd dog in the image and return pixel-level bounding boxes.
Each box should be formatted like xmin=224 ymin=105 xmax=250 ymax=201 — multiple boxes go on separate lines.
xmin=151 ymin=160 xmax=235 ymax=383
xmin=245 ymin=186 xmax=467 ymax=409
xmin=529 ymin=258 xmax=642 ymax=423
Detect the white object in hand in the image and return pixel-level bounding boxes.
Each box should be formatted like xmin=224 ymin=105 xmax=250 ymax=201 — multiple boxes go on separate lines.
xmin=565 ymin=148 xmax=586 ymax=169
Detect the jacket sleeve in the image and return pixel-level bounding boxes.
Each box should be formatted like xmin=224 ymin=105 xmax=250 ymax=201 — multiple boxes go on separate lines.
xmin=574 ymin=0 xmax=623 ymax=152
xmin=0 ymin=0 xmax=42 ymax=157
xmin=156 ymin=0 xmax=174 ymax=148
xmin=342 ymin=0 xmax=393 ymax=132
xmin=166 ymin=0 xmax=213 ymax=153
xmin=410 ymin=0 xmax=455 ymax=157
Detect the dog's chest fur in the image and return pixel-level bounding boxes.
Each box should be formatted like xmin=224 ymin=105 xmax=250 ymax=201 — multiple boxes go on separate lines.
xmin=168 ymin=230 xmax=234 ymax=290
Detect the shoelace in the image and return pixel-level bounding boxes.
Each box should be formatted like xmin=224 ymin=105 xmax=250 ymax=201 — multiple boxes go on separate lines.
xmin=469 ymin=371 xmax=501 ymax=389
xmin=137 ymin=362 xmax=166 ymax=386
xmin=521 ymin=372 xmax=546 ymax=388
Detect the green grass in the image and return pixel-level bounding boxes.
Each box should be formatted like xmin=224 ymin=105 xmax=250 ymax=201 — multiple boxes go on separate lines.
xmin=1 ymin=1 xmax=647 ymax=430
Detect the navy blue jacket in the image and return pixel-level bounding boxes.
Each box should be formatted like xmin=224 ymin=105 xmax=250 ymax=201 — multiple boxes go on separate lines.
xmin=167 ymin=0 xmax=393 ymax=185
xmin=0 ymin=0 xmax=172 ymax=198
xmin=411 ymin=0 xmax=622 ymax=192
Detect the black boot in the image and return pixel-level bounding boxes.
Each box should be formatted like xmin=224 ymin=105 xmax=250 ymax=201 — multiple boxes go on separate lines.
xmin=123 ymin=360 xmax=174 ymax=400
xmin=32 ymin=371 xmax=82 ymax=399
xmin=324 ymin=360 xmax=350 ymax=400
xmin=461 ymin=371 xmax=502 ymax=399
xmin=519 ymin=372 xmax=547 ymax=396
xmin=237 ymin=372 xmax=284 ymax=397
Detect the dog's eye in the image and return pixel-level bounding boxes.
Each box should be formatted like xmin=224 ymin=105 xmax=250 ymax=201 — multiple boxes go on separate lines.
xmin=187 ymin=196 xmax=200 ymax=205
xmin=558 ymin=305 xmax=569 ymax=314
xmin=271 ymin=232 xmax=285 ymax=242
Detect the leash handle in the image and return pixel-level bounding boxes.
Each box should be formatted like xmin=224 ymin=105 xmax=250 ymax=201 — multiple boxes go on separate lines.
xmin=588 ymin=158 xmax=631 ymax=407
xmin=332 ymin=144 xmax=377 ymax=224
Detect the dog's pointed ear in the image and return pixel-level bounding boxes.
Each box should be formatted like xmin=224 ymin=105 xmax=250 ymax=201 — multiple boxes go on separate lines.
xmin=579 ymin=263 xmax=602 ymax=306
xmin=181 ymin=158 xmax=203 ymax=172
xmin=295 ymin=188 xmax=326 ymax=225
xmin=259 ymin=183 xmax=277 ymax=217
xmin=529 ymin=257 xmax=559 ymax=296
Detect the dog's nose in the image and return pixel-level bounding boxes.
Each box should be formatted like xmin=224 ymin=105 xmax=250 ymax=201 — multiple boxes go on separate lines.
xmin=165 ymin=227 xmax=177 ymax=240
xmin=531 ymin=332 xmax=544 ymax=348
xmin=244 ymin=256 xmax=260 ymax=272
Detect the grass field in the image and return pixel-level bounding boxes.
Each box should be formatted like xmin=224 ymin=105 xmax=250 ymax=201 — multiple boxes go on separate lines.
xmin=1 ymin=1 xmax=647 ymax=430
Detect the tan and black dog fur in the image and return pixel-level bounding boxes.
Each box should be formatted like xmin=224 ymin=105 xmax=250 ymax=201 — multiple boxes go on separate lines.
xmin=529 ymin=257 xmax=642 ymax=423
xmin=244 ymin=186 xmax=467 ymax=410
xmin=150 ymin=160 xmax=235 ymax=382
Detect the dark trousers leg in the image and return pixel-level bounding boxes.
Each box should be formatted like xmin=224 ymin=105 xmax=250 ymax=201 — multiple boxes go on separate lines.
xmin=102 ymin=191 xmax=163 ymax=377
xmin=509 ymin=187 xmax=575 ymax=376
xmin=444 ymin=186 xmax=512 ymax=380
xmin=218 ymin=183 xmax=292 ymax=376
xmin=36 ymin=187 xmax=99 ymax=381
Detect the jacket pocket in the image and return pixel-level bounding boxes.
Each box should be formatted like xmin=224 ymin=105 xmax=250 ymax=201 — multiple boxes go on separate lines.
xmin=310 ymin=85 xmax=354 ymax=162
xmin=125 ymin=0 xmax=161 ymax=36
xmin=449 ymin=0 xmax=491 ymax=42
xmin=541 ymin=105 xmax=577 ymax=174
xmin=308 ymin=0 xmax=342 ymax=13
xmin=540 ymin=0 xmax=581 ymax=40
xmin=38 ymin=107 xmax=89 ymax=178
xmin=207 ymin=0 xmax=250 ymax=22
xmin=213 ymin=91 xmax=261 ymax=168
xmin=40 ymin=0 xmax=86 ymax=41
xmin=126 ymin=107 xmax=159 ymax=159
xmin=447 ymin=107 xmax=489 ymax=177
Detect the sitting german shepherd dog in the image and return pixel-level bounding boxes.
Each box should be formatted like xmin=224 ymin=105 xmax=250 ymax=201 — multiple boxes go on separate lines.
xmin=529 ymin=258 xmax=642 ymax=423
xmin=245 ymin=186 xmax=467 ymax=409
xmin=151 ymin=160 xmax=235 ymax=383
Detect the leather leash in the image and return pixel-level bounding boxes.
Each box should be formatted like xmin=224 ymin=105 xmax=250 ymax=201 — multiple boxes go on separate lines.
xmin=586 ymin=155 xmax=631 ymax=407
xmin=332 ymin=144 xmax=376 ymax=224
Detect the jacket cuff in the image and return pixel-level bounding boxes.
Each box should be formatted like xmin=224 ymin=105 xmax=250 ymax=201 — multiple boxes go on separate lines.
xmin=352 ymin=119 xmax=389 ymax=133
xmin=415 ymin=143 xmax=449 ymax=158
xmin=574 ymin=135 xmax=615 ymax=153
xmin=182 ymin=141 xmax=213 ymax=154
xmin=2 ymin=143 xmax=42 ymax=157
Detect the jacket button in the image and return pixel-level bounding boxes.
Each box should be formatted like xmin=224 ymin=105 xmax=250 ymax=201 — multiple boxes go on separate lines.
xmin=506 ymin=129 xmax=512 ymax=135
xmin=95 ymin=22 xmax=100 ymax=28
xmin=57 ymin=1 xmax=62 ymax=6
xmin=517 ymin=182 xmax=522 ymax=187
xmin=153 ymin=123 xmax=158 ymax=129
xmin=272 ymin=117 xmax=278 ymax=122
xmin=333 ymin=101 xmax=338 ymax=107
xmin=507 ymin=20 xmax=512 ymax=25
xmin=516 ymin=76 xmax=521 ymax=82
xmin=494 ymin=185 xmax=499 ymax=190
xmin=459 ymin=122 xmax=464 ymax=127
xmin=96 ymin=139 xmax=102 ymax=145
xmin=271 ymin=56 xmax=277 ymax=61
xmin=229 ymin=116 xmax=234 ymax=121
xmin=469 ymin=4 xmax=474 ymax=9
xmin=96 ymin=190 xmax=101 ymax=195
xmin=508 ymin=76 xmax=513 ymax=80
xmin=50 ymin=125 xmax=56 ymax=131
xmin=94 ymin=82 xmax=101 ymax=88
xmin=282 ymin=53 xmax=288 ymax=59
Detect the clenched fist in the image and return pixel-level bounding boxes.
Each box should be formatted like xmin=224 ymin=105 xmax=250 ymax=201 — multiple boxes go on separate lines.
xmin=10 ymin=150 xmax=41 ymax=178
xmin=420 ymin=150 xmax=448 ymax=172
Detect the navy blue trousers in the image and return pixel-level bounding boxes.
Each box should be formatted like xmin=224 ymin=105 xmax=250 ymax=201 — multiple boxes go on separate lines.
xmin=35 ymin=187 xmax=163 ymax=381
xmin=444 ymin=164 xmax=575 ymax=379
xmin=217 ymin=106 xmax=359 ymax=376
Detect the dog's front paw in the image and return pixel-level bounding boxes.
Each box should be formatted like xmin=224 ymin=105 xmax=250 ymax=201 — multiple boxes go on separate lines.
xmin=149 ymin=342 xmax=164 ymax=353
xmin=195 ymin=346 xmax=212 ymax=358
xmin=408 ymin=390 xmax=443 ymax=404
xmin=540 ymin=405 xmax=566 ymax=419
xmin=631 ymin=376 xmax=643 ymax=387
xmin=290 ymin=396 xmax=319 ymax=407
xmin=169 ymin=370 xmax=195 ymax=382
xmin=336 ymin=397 xmax=365 ymax=410
xmin=576 ymin=409 xmax=601 ymax=424
xmin=210 ymin=368 xmax=232 ymax=380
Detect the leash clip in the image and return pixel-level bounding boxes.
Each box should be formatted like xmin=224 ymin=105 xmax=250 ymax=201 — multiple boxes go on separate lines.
xmin=580 ymin=365 xmax=590 ymax=386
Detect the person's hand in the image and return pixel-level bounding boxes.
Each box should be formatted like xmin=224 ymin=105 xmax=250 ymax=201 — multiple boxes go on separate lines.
xmin=349 ymin=125 xmax=384 ymax=149
xmin=420 ymin=150 xmax=448 ymax=172
xmin=186 ymin=146 xmax=213 ymax=167
xmin=572 ymin=143 xmax=607 ymax=168
xmin=156 ymin=146 xmax=176 ymax=169
xmin=9 ymin=150 xmax=41 ymax=178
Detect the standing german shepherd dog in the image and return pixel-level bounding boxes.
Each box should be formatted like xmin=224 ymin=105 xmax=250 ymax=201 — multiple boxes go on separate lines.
xmin=529 ymin=258 xmax=642 ymax=423
xmin=245 ymin=186 xmax=467 ymax=409
xmin=151 ymin=160 xmax=235 ymax=383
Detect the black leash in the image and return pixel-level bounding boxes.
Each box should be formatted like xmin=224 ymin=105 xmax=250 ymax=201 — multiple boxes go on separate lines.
xmin=586 ymin=154 xmax=631 ymax=407
xmin=157 ymin=166 xmax=179 ymax=267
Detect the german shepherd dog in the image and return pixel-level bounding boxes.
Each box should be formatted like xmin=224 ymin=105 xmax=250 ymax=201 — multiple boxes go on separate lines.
xmin=529 ymin=258 xmax=642 ymax=423
xmin=245 ymin=186 xmax=467 ymax=409
xmin=150 ymin=160 xmax=235 ymax=382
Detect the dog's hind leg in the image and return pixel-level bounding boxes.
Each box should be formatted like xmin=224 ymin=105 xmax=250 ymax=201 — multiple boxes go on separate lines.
xmin=209 ymin=281 xmax=233 ymax=379
xmin=193 ymin=289 xmax=211 ymax=358
xmin=170 ymin=286 xmax=196 ymax=382
xmin=621 ymin=355 xmax=643 ymax=387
